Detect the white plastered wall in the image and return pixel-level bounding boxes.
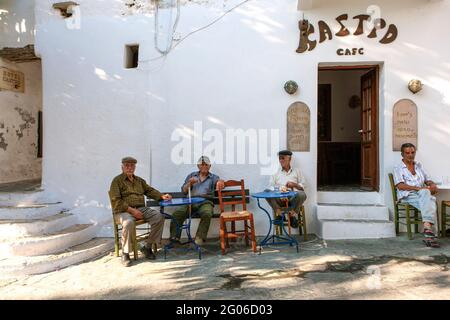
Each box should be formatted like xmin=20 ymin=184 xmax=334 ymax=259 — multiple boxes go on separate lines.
xmin=33 ymin=0 xmax=450 ymax=237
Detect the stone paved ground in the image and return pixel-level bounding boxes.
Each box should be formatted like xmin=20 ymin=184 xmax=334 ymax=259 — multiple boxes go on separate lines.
xmin=0 ymin=234 xmax=449 ymax=300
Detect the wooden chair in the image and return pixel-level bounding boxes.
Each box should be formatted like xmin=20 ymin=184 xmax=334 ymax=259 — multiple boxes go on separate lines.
xmin=218 ymin=180 xmax=257 ymax=255
xmin=108 ymin=191 xmax=153 ymax=260
xmin=388 ymin=173 xmax=422 ymax=239
xmin=275 ymin=199 xmax=308 ymax=241
xmin=441 ymin=201 xmax=450 ymax=237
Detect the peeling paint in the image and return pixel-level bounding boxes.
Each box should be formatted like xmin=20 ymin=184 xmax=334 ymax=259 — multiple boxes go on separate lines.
xmin=14 ymin=107 xmax=35 ymax=140
xmin=0 ymin=133 xmax=8 ymax=151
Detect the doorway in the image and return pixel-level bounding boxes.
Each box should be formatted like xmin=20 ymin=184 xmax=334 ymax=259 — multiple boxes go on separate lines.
xmin=317 ymin=65 xmax=379 ymax=191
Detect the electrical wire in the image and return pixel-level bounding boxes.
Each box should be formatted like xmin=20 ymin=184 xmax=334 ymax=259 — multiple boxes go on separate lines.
xmin=141 ymin=0 xmax=253 ymax=63
xmin=154 ymin=0 xmax=181 ymax=54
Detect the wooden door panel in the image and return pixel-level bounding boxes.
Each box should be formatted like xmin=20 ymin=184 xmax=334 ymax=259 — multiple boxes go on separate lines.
xmin=360 ymin=69 xmax=378 ymax=190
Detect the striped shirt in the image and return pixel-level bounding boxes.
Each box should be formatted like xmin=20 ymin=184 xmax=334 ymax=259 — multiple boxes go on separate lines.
xmin=393 ymin=161 xmax=432 ymax=200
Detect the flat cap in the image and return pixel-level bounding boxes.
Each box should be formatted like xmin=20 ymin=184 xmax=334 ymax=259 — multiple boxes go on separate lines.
xmin=122 ymin=156 xmax=137 ymax=164
xmin=197 ymin=155 xmax=211 ymax=165
xmin=278 ymin=150 xmax=293 ymax=156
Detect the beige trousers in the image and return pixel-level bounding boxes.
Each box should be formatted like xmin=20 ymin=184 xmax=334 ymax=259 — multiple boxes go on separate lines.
xmin=115 ymin=207 xmax=164 ymax=254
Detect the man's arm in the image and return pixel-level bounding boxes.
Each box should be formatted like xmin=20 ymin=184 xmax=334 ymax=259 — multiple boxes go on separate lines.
xmin=143 ymin=179 xmax=163 ymax=200
xmin=181 ymin=173 xmax=195 ymax=194
xmin=286 ymin=169 xmax=305 ymax=191
xmin=109 ymin=179 xmax=129 ymax=214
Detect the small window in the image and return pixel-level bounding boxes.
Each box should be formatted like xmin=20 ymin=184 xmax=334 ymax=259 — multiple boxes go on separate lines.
xmin=124 ymin=44 xmax=139 ymax=69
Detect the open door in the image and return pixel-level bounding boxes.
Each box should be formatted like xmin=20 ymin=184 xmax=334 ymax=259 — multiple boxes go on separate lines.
xmin=360 ymin=68 xmax=378 ymax=190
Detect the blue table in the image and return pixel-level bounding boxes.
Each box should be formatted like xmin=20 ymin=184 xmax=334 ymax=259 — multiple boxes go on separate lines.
xmin=159 ymin=197 xmax=205 ymax=259
xmin=251 ymin=191 xmax=299 ymax=252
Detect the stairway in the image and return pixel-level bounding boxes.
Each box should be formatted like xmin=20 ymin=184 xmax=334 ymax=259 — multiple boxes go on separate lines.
xmin=316 ymin=191 xmax=396 ymax=240
xmin=0 ymin=189 xmax=113 ymax=278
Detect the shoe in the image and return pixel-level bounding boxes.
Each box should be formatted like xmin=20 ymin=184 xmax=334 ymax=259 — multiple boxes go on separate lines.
xmin=194 ymin=237 xmax=204 ymax=246
xmin=140 ymin=246 xmax=156 ymax=260
xmin=121 ymin=253 xmax=132 ymax=267
xmin=169 ymin=237 xmax=180 ymax=244
xmin=289 ymin=215 xmax=299 ymax=228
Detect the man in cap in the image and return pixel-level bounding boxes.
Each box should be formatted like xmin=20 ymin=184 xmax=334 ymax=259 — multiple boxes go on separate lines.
xmin=109 ymin=156 xmax=172 ymax=267
xmin=266 ymin=150 xmax=307 ymax=225
xmin=169 ymin=156 xmax=225 ymax=245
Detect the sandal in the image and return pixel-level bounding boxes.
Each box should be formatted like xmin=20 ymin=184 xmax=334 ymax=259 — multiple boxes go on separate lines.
xmin=423 ymin=229 xmax=440 ymax=248
xmin=423 ymin=238 xmax=441 ymax=248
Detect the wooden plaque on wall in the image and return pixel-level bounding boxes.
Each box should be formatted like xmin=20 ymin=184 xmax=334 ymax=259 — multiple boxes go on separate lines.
xmin=0 ymin=67 xmax=25 ymax=93
xmin=393 ymin=99 xmax=418 ymax=151
xmin=287 ymin=102 xmax=310 ymax=152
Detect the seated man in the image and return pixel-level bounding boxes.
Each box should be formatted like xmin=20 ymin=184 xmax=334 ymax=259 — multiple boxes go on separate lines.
xmin=169 ymin=156 xmax=225 ymax=245
xmin=109 ymin=156 xmax=172 ymax=267
xmin=393 ymin=143 xmax=440 ymax=247
xmin=266 ymin=150 xmax=307 ymax=226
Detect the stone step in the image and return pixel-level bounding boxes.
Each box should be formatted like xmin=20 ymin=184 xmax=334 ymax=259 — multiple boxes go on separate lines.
xmin=0 ymin=212 xmax=78 ymax=240
xmin=0 ymin=238 xmax=114 ymax=278
xmin=0 ymin=223 xmax=99 ymax=258
xmin=0 ymin=202 xmax=66 ymax=220
xmin=318 ymin=219 xmax=396 ymax=240
xmin=0 ymin=189 xmax=52 ymax=206
xmin=317 ymin=191 xmax=382 ymax=205
xmin=317 ymin=204 xmax=389 ymax=221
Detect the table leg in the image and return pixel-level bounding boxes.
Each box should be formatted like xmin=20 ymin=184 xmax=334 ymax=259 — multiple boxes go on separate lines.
xmin=256 ymin=198 xmax=273 ymax=247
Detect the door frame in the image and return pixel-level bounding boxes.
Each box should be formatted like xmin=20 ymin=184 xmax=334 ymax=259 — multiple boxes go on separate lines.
xmin=317 ymin=64 xmax=380 ymax=191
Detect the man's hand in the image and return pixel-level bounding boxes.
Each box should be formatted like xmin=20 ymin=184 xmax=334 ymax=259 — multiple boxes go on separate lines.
xmin=161 ymin=194 xmax=172 ymax=201
xmin=129 ymin=207 xmax=143 ymax=220
xmin=429 ymin=184 xmax=438 ymax=195
xmin=216 ymin=179 xmax=225 ymax=191
xmin=188 ymin=177 xmax=198 ymax=186
xmin=286 ymin=181 xmax=296 ymax=189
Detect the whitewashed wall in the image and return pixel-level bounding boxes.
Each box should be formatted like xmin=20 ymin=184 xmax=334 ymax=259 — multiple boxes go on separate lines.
xmin=33 ymin=0 xmax=450 ymax=237
xmin=0 ymin=0 xmax=35 ymax=48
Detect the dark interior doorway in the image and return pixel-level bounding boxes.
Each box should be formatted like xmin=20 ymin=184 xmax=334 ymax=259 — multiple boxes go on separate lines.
xmin=317 ymin=65 xmax=379 ymax=191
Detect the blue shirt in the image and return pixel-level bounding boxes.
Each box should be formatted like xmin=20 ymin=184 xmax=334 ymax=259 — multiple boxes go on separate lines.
xmin=181 ymin=171 xmax=220 ymax=197
xmin=393 ymin=161 xmax=432 ymax=200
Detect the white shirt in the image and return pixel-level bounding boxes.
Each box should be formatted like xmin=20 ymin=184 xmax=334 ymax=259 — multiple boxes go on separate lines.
xmin=393 ymin=160 xmax=431 ymax=200
xmin=269 ymin=167 xmax=305 ymax=191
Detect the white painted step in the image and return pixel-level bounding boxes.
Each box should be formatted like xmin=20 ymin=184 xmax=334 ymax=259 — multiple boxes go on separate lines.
xmin=0 ymin=238 xmax=114 ymax=278
xmin=317 ymin=191 xmax=382 ymax=205
xmin=0 ymin=202 xmax=66 ymax=220
xmin=0 ymin=190 xmax=56 ymax=206
xmin=0 ymin=223 xmax=99 ymax=258
xmin=317 ymin=204 xmax=389 ymax=221
xmin=318 ymin=219 xmax=396 ymax=240
xmin=0 ymin=212 xmax=78 ymax=240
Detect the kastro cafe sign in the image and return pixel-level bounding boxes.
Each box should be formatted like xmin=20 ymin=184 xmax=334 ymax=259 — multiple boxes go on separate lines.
xmin=296 ymin=14 xmax=398 ymax=55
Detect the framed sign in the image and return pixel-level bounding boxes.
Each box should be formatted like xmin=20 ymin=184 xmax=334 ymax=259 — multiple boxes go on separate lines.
xmin=0 ymin=67 xmax=25 ymax=93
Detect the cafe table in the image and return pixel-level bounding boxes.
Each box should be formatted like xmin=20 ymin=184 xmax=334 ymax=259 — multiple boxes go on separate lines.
xmin=251 ymin=190 xmax=299 ymax=253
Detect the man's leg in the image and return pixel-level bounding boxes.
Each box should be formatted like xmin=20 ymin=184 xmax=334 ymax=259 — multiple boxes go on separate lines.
xmin=403 ymin=190 xmax=437 ymax=225
xmin=170 ymin=205 xmax=189 ymax=239
xmin=140 ymin=207 xmax=165 ymax=248
xmin=115 ymin=212 xmax=136 ymax=255
xmin=289 ymin=191 xmax=307 ymax=213
xmin=195 ymin=202 xmax=214 ymax=241
xmin=266 ymin=198 xmax=281 ymax=213
xmin=402 ymin=189 xmax=438 ymax=236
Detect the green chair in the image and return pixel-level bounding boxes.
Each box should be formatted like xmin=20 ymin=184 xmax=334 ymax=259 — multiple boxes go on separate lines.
xmin=108 ymin=191 xmax=153 ymax=260
xmin=388 ymin=173 xmax=422 ymax=239
xmin=441 ymin=201 xmax=450 ymax=237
